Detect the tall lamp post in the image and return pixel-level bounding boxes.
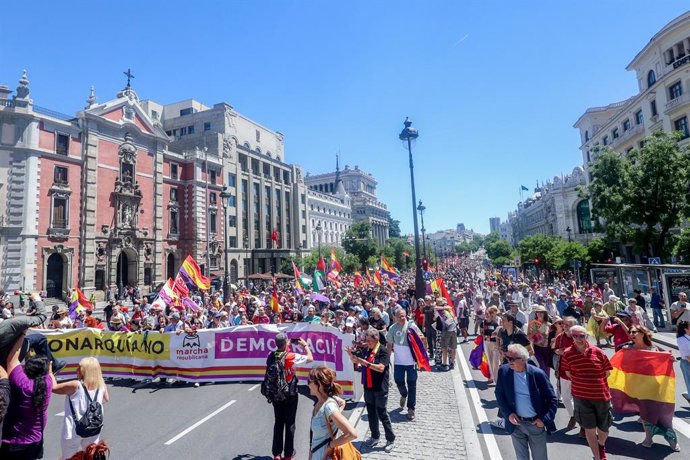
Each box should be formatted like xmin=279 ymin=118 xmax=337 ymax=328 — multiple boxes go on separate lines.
xmin=566 ymin=226 xmax=572 ymax=242
xmin=243 ymin=235 xmax=250 ymax=278
xmin=220 ymin=186 xmax=231 ymax=302
xmin=399 ymin=117 xmax=425 ymax=300
xmin=417 ymin=200 xmax=427 ymax=259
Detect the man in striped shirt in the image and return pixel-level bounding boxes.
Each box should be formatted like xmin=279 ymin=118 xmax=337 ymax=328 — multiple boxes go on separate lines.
xmin=560 ymin=325 xmax=613 ymax=460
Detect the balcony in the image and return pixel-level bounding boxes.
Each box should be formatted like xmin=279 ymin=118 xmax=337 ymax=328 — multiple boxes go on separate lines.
xmin=48 ymin=219 xmax=69 ymax=238
xmin=665 ymin=93 xmax=690 ymax=114
xmin=0 ymin=216 xmax=7 ymax=228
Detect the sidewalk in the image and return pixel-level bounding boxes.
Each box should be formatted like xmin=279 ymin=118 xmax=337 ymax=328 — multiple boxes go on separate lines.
xmin=353 ymin=367 xmax=473 ymax=460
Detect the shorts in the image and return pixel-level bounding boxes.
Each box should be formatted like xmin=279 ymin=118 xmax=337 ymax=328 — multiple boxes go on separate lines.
xmin=458 ymin=317 xmax=469 ymax=329
xmin=440 ymin=330 xmax=458 ymax=350
xmin=574 ymin=397 xmax=612 ymax=431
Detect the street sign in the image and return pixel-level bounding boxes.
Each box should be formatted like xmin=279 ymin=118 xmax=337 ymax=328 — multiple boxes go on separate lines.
xmin=648 ymin=257 xmax=661 ymax=265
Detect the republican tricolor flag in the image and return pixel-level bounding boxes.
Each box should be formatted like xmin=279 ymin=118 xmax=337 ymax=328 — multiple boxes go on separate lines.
xmin=179 ymin=255 xmax=211 ymax=290
xmin=68 ymin=288 xmax=93 ymax=321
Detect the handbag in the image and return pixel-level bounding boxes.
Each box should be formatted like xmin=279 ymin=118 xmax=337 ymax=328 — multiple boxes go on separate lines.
xmin=323 ymin=406 xmax=361 ymax=460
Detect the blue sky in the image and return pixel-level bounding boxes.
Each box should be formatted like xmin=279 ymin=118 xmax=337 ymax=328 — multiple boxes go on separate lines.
xmin=2 ymin=1 xmax=688 ymax=235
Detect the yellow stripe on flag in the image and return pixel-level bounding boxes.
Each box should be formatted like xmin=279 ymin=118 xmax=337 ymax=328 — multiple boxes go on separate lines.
xmin=608 ymin=368 xmax=675 ymax=404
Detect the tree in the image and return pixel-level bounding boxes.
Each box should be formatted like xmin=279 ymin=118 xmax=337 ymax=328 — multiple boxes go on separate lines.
xmin=586 ymin=237 xmax=615 ymax=264
xmin=456 ymin=234 xmax=484 ymax=254
xmin=672 ymin=228 xmax=690 ymax=262
xmin=483 ymin=232 xmax=501 ymax=248
xmin=388 ymin=215 xmax=402 ymax=238
xmin=585 ymin=131 xmax=690 ymax=260
xmin=342 ymin=221 xmax=379 ymax=270
xmin=518 ymin=234 xmax=558 ymax=268
xmin=486 ymin=239 xmax=513 ymax=266
xmin=547 ymin=240 xmax=589 ymax=270
xmin=382 ymin=237 xmax=414 ymax=269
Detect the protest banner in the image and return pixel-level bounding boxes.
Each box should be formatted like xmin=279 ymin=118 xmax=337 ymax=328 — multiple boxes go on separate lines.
xmin=32 ymin=322 xmax=360 ymax=398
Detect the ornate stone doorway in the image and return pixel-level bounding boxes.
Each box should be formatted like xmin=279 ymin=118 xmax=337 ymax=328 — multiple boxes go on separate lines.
xmin=116 ymin=248 xmax=138 ymax=287
xmin=46 ymin=253 xmax=65 ymax=298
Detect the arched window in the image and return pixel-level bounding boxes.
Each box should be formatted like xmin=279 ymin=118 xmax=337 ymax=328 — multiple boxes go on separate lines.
xmin=577 ymin=200 xmax=593 ymax=234
xmin=647 ymin=70 xmax=656 ymax=88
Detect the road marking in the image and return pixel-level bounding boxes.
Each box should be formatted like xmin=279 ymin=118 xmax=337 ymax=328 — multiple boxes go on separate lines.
xmin=248 ymin=383 xmax=260 ymax=392
xmin=673 ymin=417 xmax=690 ymax=439
xmin=458 ymin=351 xmax=503 ymax=460
xmin=55 ymin=411 xmax=65 ymax=417
xmin=452 ymin=365 xmax=486 ymax=460
xmin=164 ymin=400 xmax=236 ymax=445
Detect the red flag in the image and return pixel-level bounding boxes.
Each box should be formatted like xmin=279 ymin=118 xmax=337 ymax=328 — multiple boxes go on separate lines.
xmin=316 ymin=256 xmax=326 ymax=272
xmin=173 ymin=274 xmax=190 ymax=298
xmin=270 ymin=278 xmax=280 ymax=313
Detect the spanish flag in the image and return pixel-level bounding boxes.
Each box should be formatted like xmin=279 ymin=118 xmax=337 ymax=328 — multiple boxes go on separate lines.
xmin=608 ymin=348 xmax=675 ymax=429
xmin=270 ymin=278 xmax=280 ymax=314
xmin=179 ymin=255 xmax=211 ymax=290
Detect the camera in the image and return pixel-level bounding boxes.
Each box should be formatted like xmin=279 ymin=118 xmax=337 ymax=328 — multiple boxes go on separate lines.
xmin=290 ymin=338 xmax=301 ymax=344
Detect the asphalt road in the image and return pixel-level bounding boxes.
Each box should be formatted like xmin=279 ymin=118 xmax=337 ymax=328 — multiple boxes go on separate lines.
xmin=456 ymin=320 xmax=690 ymax=460
xmin=42 ymin=379 xmax=354 ymax=460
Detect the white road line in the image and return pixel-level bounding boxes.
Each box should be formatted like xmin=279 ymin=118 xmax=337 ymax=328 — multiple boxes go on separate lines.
xmin=164 ymin=400 xmax=236 ymax=445
xmin=458 ymin=352 xmax=503 ymax=460
xmin=673 ymin=416 xmax=690 ymax=439
xmin=55 ymin=411 xmax=65 ymax=417
xmin=248 ymin=383 xmax=260 ymax=392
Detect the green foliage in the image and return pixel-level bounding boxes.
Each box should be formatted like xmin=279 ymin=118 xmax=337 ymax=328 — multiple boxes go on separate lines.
xmin=586 ymin=237 xmax=614 ymax=264
xmin=382 ymin=237 xmax=415 ymax=269
xmin=342 ymin=221 xmax=379 ymax=270
xmin=388 ymin=216 xmax=402 ymax=238
xmin=547 ymin=240 xmax=589 ymax=270
xmin=456 ymin=234 xmax=484 ymax=254
xmin=586 ymin=131 xmax=690 ymax=260
xmin=518 ymin=234 xmax=558 ymax=267
xmin=672 ymin=228 xmax=690 ymax=262
xmin=483 ymin=232 xmax=501 ymax=247
xmin=486 ymin=239 xmax=513 ymax=266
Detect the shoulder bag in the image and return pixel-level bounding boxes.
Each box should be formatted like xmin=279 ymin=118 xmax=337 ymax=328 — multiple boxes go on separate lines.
xmin=323 ymin=403 xmax=361 ymax=460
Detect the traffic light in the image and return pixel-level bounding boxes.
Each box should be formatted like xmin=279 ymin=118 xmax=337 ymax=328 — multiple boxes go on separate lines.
xmin=534 ymin=259 xmax=539 ymax=264
xmin=422 ymin=258 xmax=429 ymax=270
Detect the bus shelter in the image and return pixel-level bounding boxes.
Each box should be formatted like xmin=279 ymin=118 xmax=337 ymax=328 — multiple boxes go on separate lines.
xmin=590 ymin=263 xmax=690 ymax=322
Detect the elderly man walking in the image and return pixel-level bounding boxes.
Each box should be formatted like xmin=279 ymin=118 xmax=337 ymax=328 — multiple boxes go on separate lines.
xmin=560 ymin=326 xmax=613 ymax=460
xmin=495 ymin=344 xmax=558 ymax=460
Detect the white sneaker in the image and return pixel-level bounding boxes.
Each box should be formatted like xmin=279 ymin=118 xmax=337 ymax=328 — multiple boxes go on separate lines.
xmin=384 ymin=441 xmax=395 ymax=453
xmin=364 ymin=437 xmax=380 ymax=447
xmin=491 ymin=417 xmax=505 ymax=430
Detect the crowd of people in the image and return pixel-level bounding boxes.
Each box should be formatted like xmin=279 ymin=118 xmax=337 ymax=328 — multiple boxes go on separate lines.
xmin=3 ymin=255 xmax=690 ymax=459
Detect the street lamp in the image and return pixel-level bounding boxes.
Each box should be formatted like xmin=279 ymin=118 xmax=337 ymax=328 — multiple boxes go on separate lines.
xmin=243 ymin=235 xmax=250 ymax=277
xmin=566 ymin=226 xmax=572 ymax=242
xmin=399 ymin=117 xmax=425 ymax=300
xmin=417 ymin=200 xmax=427 ymax=258
xmin=220 ymin=185 xmax=232 ymax=302
xmin=316 ymin=222 xmax=323 ymax=258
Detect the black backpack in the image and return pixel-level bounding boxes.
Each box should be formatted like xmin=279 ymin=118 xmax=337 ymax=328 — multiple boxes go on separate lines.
xmin=69 ymin=383 xmax=104 ymax=438
xmin=261 ymin=352 xmax=296 ymax=403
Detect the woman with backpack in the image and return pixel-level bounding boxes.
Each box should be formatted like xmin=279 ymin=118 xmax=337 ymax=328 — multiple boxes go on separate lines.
xmin=1 ymin=333 xmax=53 ymax=460
xmin=51 ymin=357 xmax=109 ymax=460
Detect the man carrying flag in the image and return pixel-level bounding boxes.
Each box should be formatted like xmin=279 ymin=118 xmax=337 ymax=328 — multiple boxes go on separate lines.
xmin=270 ymin=276 xmax=280 ymax=314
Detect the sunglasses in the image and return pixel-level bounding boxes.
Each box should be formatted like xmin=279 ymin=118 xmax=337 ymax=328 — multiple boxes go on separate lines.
xmin=506 ymin=356 xmax=523 ymax=362
xmin=571 ymin=333 xmax=587 ymax=339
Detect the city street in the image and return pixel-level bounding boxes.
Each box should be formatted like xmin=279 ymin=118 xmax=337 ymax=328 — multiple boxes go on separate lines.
xmin=42 ymin=379 xmax=354 ymax=460
xmin=456 ymin=319 xmax=690 ymax=459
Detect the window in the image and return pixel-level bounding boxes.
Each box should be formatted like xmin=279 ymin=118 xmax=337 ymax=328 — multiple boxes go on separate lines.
xmin=170 ymin=188 xmax=178 ymax=202
xmin=166 ymin=130 xmax=172 ymax=136
xmin=602 ymin=135 xmax=609 ymax=146
xmin=180 ymin=107 xmax=194 ymax=116
xmin=51 ymin=197 xmax=68 ymax=229
xmin=635 ymin=110 xmax=643 ymax=125
xmin=209 ymin=211 xmax=217 ymax=234
xmin=170 ymin=162 xmax=178 ymax=180
xmin=229 ymin=236 xmax=237 ymax=248
xmin=256 ymin=129 xmax=260 ymax=142
xmin=54 ymin=166 xmax=68 ymax=184
xmin=612 ymin=128 xmax=619 ymax=139
xmin=210 ymin=169 xmax=216 ymax=184
xmin=209 ymin=192 xmax=217 ymax=205
xmin=674 ymin=116 xmax=689 ymax=139
xmin=187 ymin=125 xmax=195 ymax=134
xmin=651 ymin=100 xmax=658 ymax=117
xmin=170 ymin=210 xmax=179 ymax=234
xmin=647 ymin=70 xmax=656 ymax=88
xmin=229 ymin=195 xmax=236 ymax=207
xmin=669 ymin=81 xmax=683 ymax=100
xmin=204 ymin=122 xmax=211 ymax=131
xmin=151 ymin=110 xmax=159 ymax=120
xmin=584 ymin=130 xmax=589 ymax=142
xmin=623 ymin=119 xmax=631 ymax=131
xmin=56 ymin=133 xmax=69 ymax=155
xmin=576 ymin=200 xmax=593 ymax=234
xmin=227 ymin=173 xmax=236 ymax=187
xmin=180 ymin=127 xmax=188 ymax=136
xmin=229 ymin=215 xmax=237 ymax=227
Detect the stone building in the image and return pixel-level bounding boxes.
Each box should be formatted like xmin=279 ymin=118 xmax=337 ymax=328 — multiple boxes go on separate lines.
xmin=509 ymin=167 xmax=593 ymax=245
xmin=305 ymin=164 xmax=389 ymax=246
xmin=0 ymin=72 xmax=307 ymax=297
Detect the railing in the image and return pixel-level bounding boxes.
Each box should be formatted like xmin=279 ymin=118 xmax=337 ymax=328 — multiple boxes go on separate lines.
xmin=51 ymin=219 xmax=68 ymax=229
xmin=33 ymin=105 xmax=74 ymax=121
xmin=0 ymin=215 xmax=6 ymax=227
xmin=665 ymin=93 xmax=690 ymax=113
xmin=0 ymin=99 xmax=15 ymax=108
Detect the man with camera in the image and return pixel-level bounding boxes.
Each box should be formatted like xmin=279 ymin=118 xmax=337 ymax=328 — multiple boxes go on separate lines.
xmin=262 ymin=333 xmax=313 ymax=460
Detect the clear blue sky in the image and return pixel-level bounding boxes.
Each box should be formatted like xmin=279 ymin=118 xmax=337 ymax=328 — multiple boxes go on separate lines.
xmin=2 ymin=1 xmax=688 ymax=234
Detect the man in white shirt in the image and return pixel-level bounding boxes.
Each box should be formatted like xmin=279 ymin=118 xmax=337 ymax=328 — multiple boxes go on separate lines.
xmin=671 ymin=292 xmax=690 ymax=324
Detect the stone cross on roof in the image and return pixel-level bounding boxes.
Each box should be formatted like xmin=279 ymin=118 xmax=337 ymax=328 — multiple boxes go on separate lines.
xmin=123 ymin=68 xmax=135 ymax=89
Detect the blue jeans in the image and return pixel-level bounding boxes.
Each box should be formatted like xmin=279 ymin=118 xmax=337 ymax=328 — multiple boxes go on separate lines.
xmin=393 ymin=364 xmax=417 ymax=410
xmin=652 ymin=308 xmax=665 ymax=328
xmin=680 ymin=359 xmax=690 ymax=395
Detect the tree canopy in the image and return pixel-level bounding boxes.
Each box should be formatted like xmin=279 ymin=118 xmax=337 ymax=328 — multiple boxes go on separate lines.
xmin=388 ymin=216 xmax=402 ymax=238
xmin=585 ymin=131 xmax=690 ymax=260
xmin=342 ymin=221 xmax=379 ymax=269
